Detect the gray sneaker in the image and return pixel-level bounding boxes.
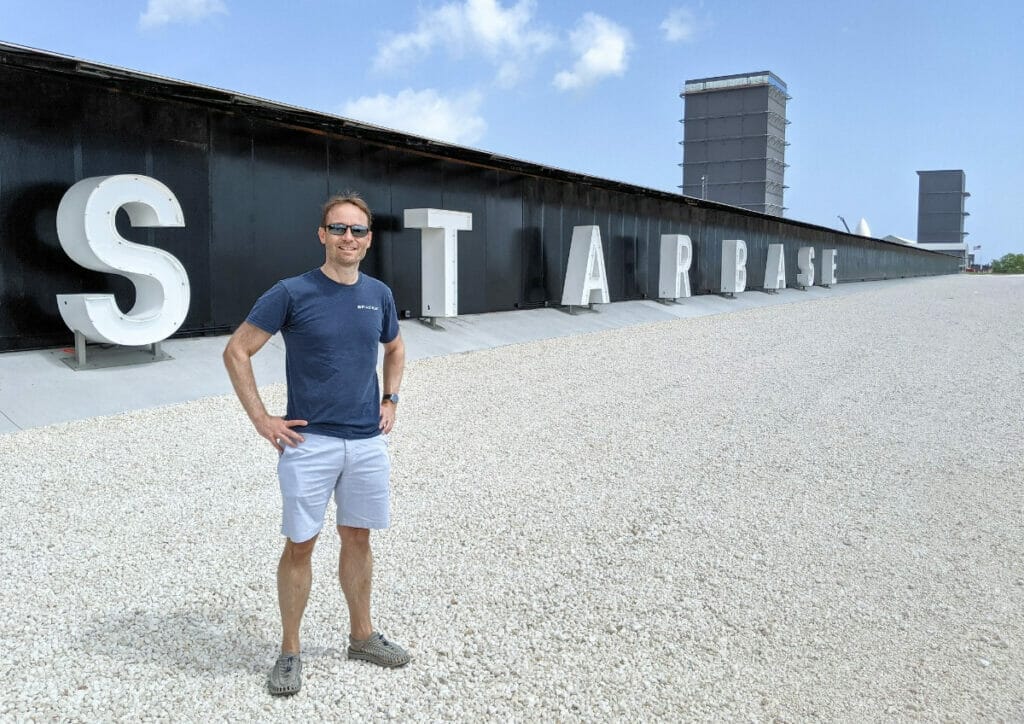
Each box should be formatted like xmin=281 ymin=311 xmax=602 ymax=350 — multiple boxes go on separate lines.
xmin=267 ymin=653 xmax=302 ymax=696
xmin=347 ymin=632 xmax=411 ymax=668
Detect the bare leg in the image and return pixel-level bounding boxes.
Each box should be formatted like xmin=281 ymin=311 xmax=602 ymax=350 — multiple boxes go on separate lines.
xmin=338 ymin=525 xmax=373 ymax=640
xmin=278 ymin=535 xmax=318 ymax=654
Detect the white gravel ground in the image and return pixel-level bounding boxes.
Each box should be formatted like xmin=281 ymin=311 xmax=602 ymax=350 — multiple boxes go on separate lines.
xmin=2 ymin=274 xmax=1022 ymax=721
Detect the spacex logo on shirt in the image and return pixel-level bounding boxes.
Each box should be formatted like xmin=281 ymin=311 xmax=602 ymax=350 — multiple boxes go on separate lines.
xmin=356 ymin=304 xmax=380 ymax=311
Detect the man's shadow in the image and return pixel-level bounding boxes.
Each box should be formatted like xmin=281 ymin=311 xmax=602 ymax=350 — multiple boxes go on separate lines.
xmin=76 ymin=603 xmax=354 ymax=674
xmin=76 ymin=605 xmax=274 ymax=674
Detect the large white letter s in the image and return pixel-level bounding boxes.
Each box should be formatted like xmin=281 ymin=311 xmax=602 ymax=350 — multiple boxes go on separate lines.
xmin=797 ymin=246 xmax=815 ymax=287
xmin=55 ymin=175 xmax=190 ymax=346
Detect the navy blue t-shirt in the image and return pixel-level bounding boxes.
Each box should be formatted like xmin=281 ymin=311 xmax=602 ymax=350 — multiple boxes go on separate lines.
xmin=246 ymin=269 xmax=400 ymax=439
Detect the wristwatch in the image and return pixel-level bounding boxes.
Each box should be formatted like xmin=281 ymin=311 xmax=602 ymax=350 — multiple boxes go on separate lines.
xmin=382 ymin=393 xmax=399 ymax=405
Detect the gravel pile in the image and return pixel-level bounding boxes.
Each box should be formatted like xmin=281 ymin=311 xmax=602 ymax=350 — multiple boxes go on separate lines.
xmin=2 ymin=274 xmax=1022 ymax=721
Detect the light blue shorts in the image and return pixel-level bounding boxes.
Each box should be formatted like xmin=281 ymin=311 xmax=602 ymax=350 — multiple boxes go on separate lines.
xmin=277 ymin=433 xmax=391 ymax=542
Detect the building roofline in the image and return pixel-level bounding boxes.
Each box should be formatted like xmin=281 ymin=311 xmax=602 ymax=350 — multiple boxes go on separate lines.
xmin=0 ymin=41 xmax=948 ymax=258
xmin=681 ymin=71 xmax=788 ymax=96
xmin=683 ymin=70 xmax=785 ymax=87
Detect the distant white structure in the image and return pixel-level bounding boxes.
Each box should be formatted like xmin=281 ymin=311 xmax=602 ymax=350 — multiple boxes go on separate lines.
xmin=854 ymin=218 xmax=872 ymax=237
xmin=882 ymin=234 xmax=968 ymax=269
xmin=882 ymin=234 xmax=967 ymax=253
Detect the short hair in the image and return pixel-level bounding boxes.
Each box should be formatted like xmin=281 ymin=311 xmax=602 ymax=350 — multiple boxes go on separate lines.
xmin=321 ymin=192 xmax=373 ymax=228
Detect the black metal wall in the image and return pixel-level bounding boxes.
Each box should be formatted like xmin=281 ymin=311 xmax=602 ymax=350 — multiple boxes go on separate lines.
xmin=0 ymin=46 xmax=959 ymax=352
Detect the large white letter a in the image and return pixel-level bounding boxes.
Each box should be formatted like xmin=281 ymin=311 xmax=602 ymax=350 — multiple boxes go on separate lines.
xmin=561 ymin=225 xmax=610 ymax=306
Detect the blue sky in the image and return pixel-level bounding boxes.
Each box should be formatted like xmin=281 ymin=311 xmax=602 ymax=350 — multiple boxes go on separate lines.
xmin=2 ymin=0 xmax=1021 ymax=262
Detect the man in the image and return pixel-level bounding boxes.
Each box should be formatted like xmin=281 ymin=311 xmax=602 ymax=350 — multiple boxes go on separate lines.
xmin=223 ymin=193 xmax=409 ymax=697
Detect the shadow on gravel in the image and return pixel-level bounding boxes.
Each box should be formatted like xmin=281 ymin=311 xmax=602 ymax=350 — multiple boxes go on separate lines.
xmin=76 ymin=606 xmax=280 ymax=674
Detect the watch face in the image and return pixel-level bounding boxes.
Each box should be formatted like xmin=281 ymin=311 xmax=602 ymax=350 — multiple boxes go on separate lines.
xmin=384 ymin=393 xmax=399 ymax=404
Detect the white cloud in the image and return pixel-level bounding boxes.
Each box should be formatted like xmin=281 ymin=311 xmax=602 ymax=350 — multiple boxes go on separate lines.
xmin=660 ymin=8 xmax=698 ymax=42
xmin=374 ymin=0 xmax=554 ymax=86
xmin=553 ymin=13 xmax=631 ymax=91
xmin=374 ymin=25 xmax=435 ymax=72
xmin=139 ymin=0 xmax=227 ymax=29
xmin=496 ymin=61 xmax=522 ymax=87
xmin=341 ymin=89 xmax=487 ymax=146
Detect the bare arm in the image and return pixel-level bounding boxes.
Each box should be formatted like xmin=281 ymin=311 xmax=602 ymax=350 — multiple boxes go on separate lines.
xmin=223 ymin=321 xmax=307 ymax=451
xmin=378 ymin=332 xmax=406 ymax=434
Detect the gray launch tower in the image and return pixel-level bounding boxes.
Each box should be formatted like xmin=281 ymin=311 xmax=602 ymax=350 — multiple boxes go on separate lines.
xmin=680 ymin=71 xmax=790 ymax=216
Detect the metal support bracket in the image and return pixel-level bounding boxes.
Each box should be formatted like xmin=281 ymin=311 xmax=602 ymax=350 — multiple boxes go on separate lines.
xmin=62 ymin=331 xmax=172 ymax=370
xmin=555 ymin=303 xmax=599 ymax=316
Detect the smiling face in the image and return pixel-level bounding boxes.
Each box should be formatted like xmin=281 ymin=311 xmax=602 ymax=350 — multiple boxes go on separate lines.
xmin=318 ymin=201 xmax=373 ymax=269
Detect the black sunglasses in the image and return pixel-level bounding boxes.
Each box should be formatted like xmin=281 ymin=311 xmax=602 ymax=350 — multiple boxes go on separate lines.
xmin=324 ymin=222 xmax=370 ymax=238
